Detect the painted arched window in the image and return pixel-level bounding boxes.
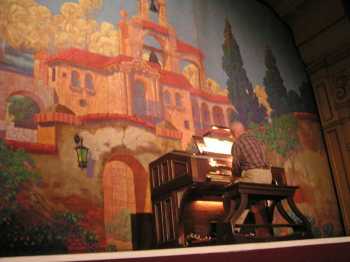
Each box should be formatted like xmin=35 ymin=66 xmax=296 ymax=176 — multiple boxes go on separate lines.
xmin=149 ymin=0 xmax=160 ymax=23
xmin=7 ymin=95 xmax=40 ymax=129
xmin=85 ymin=73 xmax=94 ymax=94
xmin=175 ymin=93 xmax=182 ymax=107
xmin=191 ymin=98 xmax=201 ymax=129
xmin=71 ymin=70 xmax=80 ymax=89
xmin=133 ymin=81 xmax=147 ymax=117
xmin=163 ymin=90 xmax=171 ymax=105
xmin=226 ymin=108 xmax=235 ymax=125
xmin=181 ymin=60 xmax=200 ymax=88
xmin=213 ymin=106 xmax=225 ymax=126
xmin=51 ymin=67 xmax=56 ymax=82
xmin=201 ymin=103 xmax=211 ymax=128
xmin=143 ymin=35 xmax=163 ymax=67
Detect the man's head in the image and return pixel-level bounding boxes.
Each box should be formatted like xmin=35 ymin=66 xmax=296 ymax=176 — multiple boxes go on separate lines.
xmin=230 ymin=121 xmax=246 ymax=139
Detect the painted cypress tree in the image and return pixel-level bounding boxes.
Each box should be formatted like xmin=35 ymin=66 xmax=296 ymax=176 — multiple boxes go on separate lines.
xmin=263 ymin=47 xmax=289 ymax=117
xmin=299 ymin=81 xmax=317 ymax=113
xmin=287 ymin=89 xmax=303 ymax=113
xmin=222 ymin=19 xmax=266 ymax=125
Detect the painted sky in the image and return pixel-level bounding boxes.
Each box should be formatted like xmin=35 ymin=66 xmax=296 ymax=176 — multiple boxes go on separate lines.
xmin=36 ymin=0 xmax=308 ymax=91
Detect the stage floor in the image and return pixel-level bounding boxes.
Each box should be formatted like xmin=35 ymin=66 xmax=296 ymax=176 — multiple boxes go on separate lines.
xmin=1 ymin=236 xmax=350 ymax=262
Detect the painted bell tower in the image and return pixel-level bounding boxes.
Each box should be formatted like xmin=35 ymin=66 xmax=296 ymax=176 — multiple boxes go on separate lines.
xmin=118 ymin=0 xmax=179 ymax=72
xmin=138 ymin=0 xmax=168 ymax=26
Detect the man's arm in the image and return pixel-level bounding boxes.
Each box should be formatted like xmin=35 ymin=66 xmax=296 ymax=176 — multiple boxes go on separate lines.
xmin=231 ymin=143 xmax=241 ymax=177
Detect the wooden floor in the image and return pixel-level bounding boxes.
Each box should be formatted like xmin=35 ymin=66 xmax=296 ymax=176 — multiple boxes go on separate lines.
xmin=1 ymin=237 xmax=350 ymax=262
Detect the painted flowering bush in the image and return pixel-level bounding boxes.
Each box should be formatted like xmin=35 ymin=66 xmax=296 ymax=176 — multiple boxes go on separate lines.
xmin=249 ymin=114 xmax=299 ymax=157
xmin=0 ymin=140 xmax=102 ymax=256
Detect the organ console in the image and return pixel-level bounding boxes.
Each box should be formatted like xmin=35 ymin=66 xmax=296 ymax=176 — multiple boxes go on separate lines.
xmin=149 ymin=126 xmax=312 ymax=248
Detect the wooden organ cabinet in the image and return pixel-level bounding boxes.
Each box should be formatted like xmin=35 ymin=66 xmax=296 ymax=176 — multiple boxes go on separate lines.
xmin=149 ymin=127 xmax=312 ymax=248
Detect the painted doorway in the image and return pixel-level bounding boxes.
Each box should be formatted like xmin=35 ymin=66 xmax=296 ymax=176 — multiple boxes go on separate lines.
xmin=103 ymin=160 xmax=136 ymax=251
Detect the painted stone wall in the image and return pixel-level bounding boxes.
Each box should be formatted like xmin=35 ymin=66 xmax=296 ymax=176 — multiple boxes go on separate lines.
xmin=14 ymin=122 xmax=182 ymax=253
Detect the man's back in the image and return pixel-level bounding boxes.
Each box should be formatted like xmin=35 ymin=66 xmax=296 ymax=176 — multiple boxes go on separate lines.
xmin=231 ymin=133 xmax=269 ymax=177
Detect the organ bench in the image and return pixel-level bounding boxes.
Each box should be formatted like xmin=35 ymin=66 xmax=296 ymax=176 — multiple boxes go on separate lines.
xmin=216 ymin=167 xmax=313 ymax=243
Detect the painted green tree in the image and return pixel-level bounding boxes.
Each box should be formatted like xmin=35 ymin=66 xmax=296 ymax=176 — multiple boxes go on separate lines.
xmin=263 ymin=48 xmax=316 ymax=115
xmin=7 ymin=96 xmax=40 ymax=129
xmin=287 ymin=89 xmax=303 ymax=113
xmin=263 ymin=47 xmax=290 ymax=117
xmin=222 ymin=19 xmax=266 ymax=125
xmin=298 ymin=81 xmax=318 ymax=113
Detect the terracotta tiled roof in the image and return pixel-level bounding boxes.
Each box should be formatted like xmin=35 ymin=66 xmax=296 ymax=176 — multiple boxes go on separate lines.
xmin=191 ymin=88 xmax=230 ymax=104
xmin=35 ymin=113 xmax=81 ymax=125
xmin=160 ymin=70 xmax=193 ymax=90
xmin=176 ymin=40 xmax=204 ymax=59
xmin=80 ymin=113 xmax=155 ymax=130
xmin=160 ymin=70 xmax=230 ymax=104
xmin=46 ymin=49 xmax=228 ymax=104
xmin=156 ymin=125 xmax=183 ymax=140
xmin=35 ymin=112 xmax=156 ymax=131
xmin=103 ymin=55 xmax=134 ymax=68
xmin=46 ymin=48 xmax=133 ymax=70
xmin=34 ymin=51 xmax=49 ymax=60
xmin=5 ymin=140 xmax=57 ymax=154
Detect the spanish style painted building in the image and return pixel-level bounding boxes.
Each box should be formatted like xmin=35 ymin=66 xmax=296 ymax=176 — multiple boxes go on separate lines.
xmin=1 ymin=0 xmax=234 ymax=150
xmin=0 ymin=0 xmax=235 ymax=250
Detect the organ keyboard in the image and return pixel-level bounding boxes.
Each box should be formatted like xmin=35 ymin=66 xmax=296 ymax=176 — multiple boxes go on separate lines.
xmin=149 ymin=126 xmax=234 ymax=247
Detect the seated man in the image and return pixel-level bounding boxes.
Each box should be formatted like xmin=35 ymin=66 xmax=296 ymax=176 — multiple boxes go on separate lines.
xmin=230 ymin=120 xmax=272 ymax=237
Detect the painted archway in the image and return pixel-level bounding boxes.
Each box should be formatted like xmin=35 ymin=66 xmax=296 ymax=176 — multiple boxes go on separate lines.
xmin=102 ymin=152 xmax=149 ymax=250
xmin=191 ymin=97 xmax=201 ymax=129
xmin=201 ymin=102 xmax=211 ymax=129
xmin=142 ymin=33 xmax=166 ymax=67
xmin=7 ymin=90 xmax=45 ymax=112
xmin=212 ymin=106 xmax=225 ymax=126
xmin=181 ymin=60 xmax=200 ymax=88
xmin=104 ymin=153 xmax=149 ymax=214
xmin=103 ymin=160 xmax=136 ymax=250
xmin=6 ymin=94 xmax=41 ymax=129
